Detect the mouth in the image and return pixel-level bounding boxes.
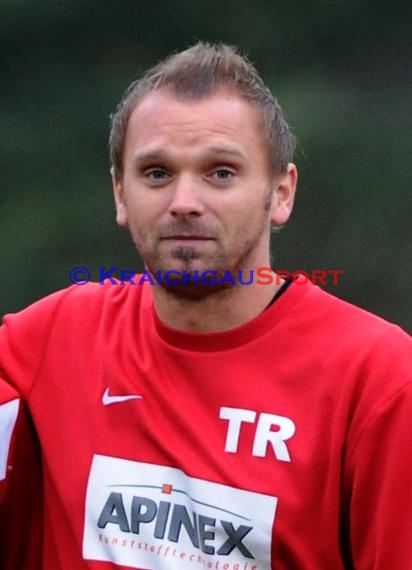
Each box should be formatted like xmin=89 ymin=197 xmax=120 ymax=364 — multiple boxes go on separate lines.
xmin=161 ymin=235 xmax=214 ymax=241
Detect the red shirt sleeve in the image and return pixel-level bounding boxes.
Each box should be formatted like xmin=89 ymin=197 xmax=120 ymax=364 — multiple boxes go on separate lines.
xmin=0 ymin=379 xmax=43 ymax=569
xmin=343 ymin=326 xmax=412 ymax=569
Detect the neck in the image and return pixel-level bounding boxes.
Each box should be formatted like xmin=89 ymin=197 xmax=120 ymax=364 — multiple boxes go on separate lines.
xmin=152 ymin=270 xmax=283 ymax=333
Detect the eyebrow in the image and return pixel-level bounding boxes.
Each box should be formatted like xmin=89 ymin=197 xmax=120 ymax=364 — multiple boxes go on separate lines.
xmin=133 ymin=150 xmax=168 ymax=164
xmin=205 ymin=146 xmax=247 ymax=161
xmin=133 ymin=146 xmax=247 ymax=165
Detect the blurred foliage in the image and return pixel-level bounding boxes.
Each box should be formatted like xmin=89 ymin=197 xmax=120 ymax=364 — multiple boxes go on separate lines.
xmin=1 ymin=0 xmax=411 ymax=330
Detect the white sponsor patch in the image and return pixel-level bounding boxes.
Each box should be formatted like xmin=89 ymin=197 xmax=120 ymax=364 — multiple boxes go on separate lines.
xmin=83 ymin=455 xmax=277 ymax=569
xmin=0 ymin=399 xmax=19 ymax=481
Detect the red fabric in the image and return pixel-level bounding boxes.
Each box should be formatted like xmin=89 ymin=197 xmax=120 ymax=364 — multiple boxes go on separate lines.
xmin=0 ymin=384 xmax=43 ymax=569
xmin=0 ymin=279 xmax=411 ymax=569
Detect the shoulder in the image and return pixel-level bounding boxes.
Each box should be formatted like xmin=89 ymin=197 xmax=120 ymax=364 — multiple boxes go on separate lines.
xmin=0 ymin=280 xmax=151 ymax=389
xmin=294 ymin=280 xmax=410 ymax=351
xmin=2 ymin=279 xmax=151 ymax=329
xmin=286 ymin=281 xmax=411 ymax=397
xmin=310 ymin=282 xmax=410 ymax=404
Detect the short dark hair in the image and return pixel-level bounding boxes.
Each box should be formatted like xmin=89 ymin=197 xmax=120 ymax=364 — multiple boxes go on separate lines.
xmin=109 ymin=42 xmax=295 ymax=178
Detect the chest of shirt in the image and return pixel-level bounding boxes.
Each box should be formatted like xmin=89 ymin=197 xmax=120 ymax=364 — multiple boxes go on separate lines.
xmin=29 ymin=326 xmax=353 ymax=568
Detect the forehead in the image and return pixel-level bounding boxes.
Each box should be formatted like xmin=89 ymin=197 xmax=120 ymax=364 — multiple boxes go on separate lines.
xmin=124 ymin=88 xmax=267 ymax=157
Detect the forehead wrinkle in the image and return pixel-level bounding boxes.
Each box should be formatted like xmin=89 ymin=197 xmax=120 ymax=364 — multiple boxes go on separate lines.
xmin=130 ymin=122 xmax=246 ymax=154
xmin=133 ymin=144 xmax=247 ymax=166
xmin=135 ymin=118 xmax=245 ymax=141
xmin=127 ymin=91 xmax=265 ymax=167
xmin=203 ymin=145 xmax=247 ymax=161
xmin=131 ymin=100 xmax=249 ymax=141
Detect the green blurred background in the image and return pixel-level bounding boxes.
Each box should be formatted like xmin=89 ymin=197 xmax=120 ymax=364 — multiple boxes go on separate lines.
xmin=1 ymin=0 xmax=411 ymax=330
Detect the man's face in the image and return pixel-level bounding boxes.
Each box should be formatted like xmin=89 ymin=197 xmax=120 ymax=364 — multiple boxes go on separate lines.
xmin=113 ymin=88 xmax=296 ymax=297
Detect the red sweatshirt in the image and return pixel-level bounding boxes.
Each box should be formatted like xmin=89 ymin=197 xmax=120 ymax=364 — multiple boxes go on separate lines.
xmin=0 ymin=279 xmax=411 ymax=569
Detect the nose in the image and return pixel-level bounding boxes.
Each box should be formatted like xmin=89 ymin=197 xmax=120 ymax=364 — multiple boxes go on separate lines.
xmin=168 ymin=175 xmax=205 ymax=217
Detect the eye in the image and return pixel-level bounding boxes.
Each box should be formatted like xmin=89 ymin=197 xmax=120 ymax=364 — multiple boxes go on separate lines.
xmin=143 ymin=168 xmax=171 ymax=186
xmin=211 ymin=168 xmax=235 ymax=182
xmin=146 ymin=168 xmax=170 ymax=180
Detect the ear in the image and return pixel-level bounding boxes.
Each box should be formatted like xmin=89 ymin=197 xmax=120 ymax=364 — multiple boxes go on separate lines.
xmin=270 ymin=163 xmax=298 ymax=226
xmin=111 ymin=167 xmax=128 ymax=228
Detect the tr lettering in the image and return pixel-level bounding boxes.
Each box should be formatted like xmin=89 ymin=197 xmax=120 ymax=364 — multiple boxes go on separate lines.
xmin=219 ymin=407 xmax=296 ymax=462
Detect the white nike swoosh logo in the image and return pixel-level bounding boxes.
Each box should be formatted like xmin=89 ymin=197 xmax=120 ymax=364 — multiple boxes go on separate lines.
xmin=102 ymin=388 xmax=143 ymax=406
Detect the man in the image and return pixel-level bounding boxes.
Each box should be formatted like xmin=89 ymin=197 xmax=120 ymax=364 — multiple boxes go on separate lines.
xmin=0 ymin=42 xmax=411 ymax=569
